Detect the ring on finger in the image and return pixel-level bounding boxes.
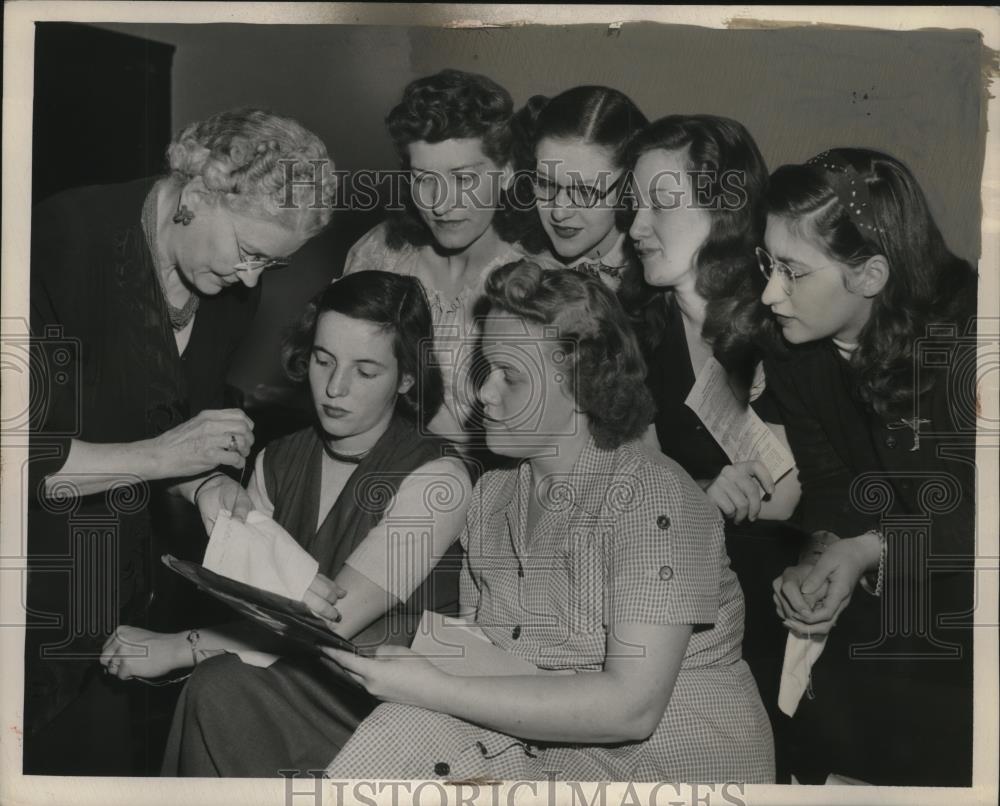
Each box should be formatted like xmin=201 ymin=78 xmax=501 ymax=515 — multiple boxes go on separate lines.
xmin=227 ymin=433 xmax=238 ymax=451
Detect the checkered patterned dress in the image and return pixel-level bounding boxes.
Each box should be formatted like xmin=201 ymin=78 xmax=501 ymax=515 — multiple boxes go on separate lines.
xmin=326 ymin=439 xmax=774 ymax=783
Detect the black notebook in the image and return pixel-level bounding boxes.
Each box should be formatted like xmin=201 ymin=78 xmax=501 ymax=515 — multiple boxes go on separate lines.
xmin=161 ymin=554 xmax=360 ymax=656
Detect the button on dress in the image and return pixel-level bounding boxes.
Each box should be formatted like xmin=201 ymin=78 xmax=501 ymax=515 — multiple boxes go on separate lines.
xmin=326 ymin=438 xmax=774 ymax=783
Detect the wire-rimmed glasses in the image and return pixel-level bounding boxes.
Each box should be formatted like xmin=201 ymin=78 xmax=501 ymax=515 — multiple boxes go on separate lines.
xmin=755 ymin=246 xmax=799 ymax=295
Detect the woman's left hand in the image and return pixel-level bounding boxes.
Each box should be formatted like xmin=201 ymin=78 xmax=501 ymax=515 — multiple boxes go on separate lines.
xmin=779 ymin=533 xmax=882 ymax=636
xmin=322 ymin=645 xmax=444 ymax=705
xmin=100 ymin=625 xmax=191 ymax=680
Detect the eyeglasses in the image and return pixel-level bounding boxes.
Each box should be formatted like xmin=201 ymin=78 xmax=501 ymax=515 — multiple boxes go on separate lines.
xmin=230 ymin=215 xmax=291 ymax=275
xmin=755 ymin=247 xmax=801 ymax=295
xmin=234 ymin=243 xmax=290 ymax=273
xmin=532 ymin=172 xmax=624 ymax=208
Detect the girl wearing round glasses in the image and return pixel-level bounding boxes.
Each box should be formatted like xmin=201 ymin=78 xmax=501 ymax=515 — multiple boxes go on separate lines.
xmin=343 ymin=70 xmax=537 ymax=443
xmin=323 ymin=261 xmax=774 ymax=783
xmin=761 ymin=148 xmax=977 ymax=786
xmin=512 ymin=85 xmax=647 ymax=294
xmin=26 ymin=107 xmax=334 ymax=774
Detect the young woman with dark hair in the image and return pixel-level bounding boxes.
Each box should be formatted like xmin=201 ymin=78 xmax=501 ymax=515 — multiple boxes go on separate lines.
xmin=627 ymin=114 xmax=795 ymax=506
xmin=625 ymin=116 xmax=802 ymax=754
xmin=512 ymin=85 xmax=647 ymax=294
xmin=763 ymin=148 xmax=977 ymax=786
xmin=323 ymin=261 xmax=774 ymax=784
xmin=343 ymin=70 xmax=537 ymax=441
xmin=103 ymin=271 xmax=472 ymax=777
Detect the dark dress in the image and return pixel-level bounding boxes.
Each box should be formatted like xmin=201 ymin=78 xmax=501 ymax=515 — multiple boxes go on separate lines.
xmin=160 ymin=417 xmax=463 ymax=777
xmin=644 ymin=295 xmax=801 ymax=772
xmin=25 ymin=178 xmax=260 ymax=774
xmin=762 ymin=279 xmax=977 ymax=786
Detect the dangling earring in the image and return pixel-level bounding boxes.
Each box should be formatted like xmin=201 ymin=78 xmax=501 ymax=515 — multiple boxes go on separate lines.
xmin=172 ymin=194 xmax=195 ymax=226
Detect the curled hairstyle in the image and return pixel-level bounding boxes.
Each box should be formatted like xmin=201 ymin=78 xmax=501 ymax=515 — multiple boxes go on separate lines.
xmin=282 ymin=271 xmax=444 ymax=427
xmin=167 ymin=106 xmax=335 ymax=236
xmin=624 ymin=115 xmax=770 ymax=394
xmin=512 ymin=86 xmax=648 ymax=251
xmin=483 ymin=260 xmax=655 ymax=449
xmin=384 ymin=69 xmax=530 ymax=248
xmin=767 ymin=147 xmax=976 ymax=418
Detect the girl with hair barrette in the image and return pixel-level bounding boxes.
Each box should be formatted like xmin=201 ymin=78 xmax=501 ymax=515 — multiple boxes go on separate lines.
xmin=762 ymin=147 xmax=977 ymax=786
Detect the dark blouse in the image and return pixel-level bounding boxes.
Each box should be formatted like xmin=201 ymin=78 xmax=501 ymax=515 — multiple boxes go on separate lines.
xmin=761 ymin=276 xmax=978 ymax=785
xmin=646 ymin=294 xmax=778 ymax=481
xmin=25 ymin=178 xmax=261 ymax=732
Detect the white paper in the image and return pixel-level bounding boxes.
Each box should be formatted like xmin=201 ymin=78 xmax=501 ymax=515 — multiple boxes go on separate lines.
xmin=684 ymin=357 xmax=795 ymax=482
xmin=778 ymin=631 xmax=828 ymax=717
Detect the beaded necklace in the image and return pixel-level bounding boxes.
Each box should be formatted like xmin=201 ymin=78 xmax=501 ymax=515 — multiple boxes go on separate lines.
xmin=141 ymin=186 xmax=200 ymax=331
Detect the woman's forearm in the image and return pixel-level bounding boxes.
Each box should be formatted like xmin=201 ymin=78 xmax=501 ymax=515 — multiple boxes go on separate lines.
xmin=414 ymin=670 xmax=661 ymax=744
xmin=43 ymin=438 xmax=165 ymax=497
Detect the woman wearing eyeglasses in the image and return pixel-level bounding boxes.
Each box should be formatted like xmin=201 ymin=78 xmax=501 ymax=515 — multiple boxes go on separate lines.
xmin=761 ymin=148 xmax=977 ymax=786
xmin=26 ymin=107 xmax=335 ymax=774
xmin=511 ymin=85 xmax=647 ymax=295
xmin=342 ymin=70 xmax=538 ymax=443
xmin=625 ymin=116 xmax=802 ymax=770
xmin=100 ymin=271 xmax=471 ymax=778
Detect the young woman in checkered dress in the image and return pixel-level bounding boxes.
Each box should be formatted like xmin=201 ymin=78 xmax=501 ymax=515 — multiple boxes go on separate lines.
xmin=325 ymin=260 xmax=775 ymax=783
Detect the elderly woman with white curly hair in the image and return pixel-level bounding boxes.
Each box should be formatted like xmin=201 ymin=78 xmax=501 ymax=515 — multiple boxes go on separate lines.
xmin=25 ymin=107 xmax=335 ymax=774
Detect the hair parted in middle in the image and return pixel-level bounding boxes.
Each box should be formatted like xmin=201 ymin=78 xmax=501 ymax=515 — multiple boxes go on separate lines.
xmin=511 ymin=85 xmax=649 ymax=252
xmin=482 ymin=259 xmax=655 ymax=450
xmin=282 ymin=270 xmax=444 ymax=427
xmin=766 ymin=147 xmax=977 ymax=419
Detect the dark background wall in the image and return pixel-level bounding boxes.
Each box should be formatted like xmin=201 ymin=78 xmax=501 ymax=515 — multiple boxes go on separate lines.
xmin=81 ymin=21 xmax=987 ymax=394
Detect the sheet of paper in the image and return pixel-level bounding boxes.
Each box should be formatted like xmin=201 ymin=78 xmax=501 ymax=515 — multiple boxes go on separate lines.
xmin=684 ymin=357 xmax=795 ymax=482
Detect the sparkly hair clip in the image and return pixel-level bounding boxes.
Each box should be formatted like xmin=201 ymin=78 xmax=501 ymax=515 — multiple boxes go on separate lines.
xmin=806 ymin=150 xmax=882 ymax=238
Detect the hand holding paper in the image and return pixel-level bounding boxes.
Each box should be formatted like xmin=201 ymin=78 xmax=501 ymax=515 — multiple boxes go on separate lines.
xmin=705 ymin=460 xmax=775 ymax=523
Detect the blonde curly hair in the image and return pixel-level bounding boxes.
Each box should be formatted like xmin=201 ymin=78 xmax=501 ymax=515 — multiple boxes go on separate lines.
xmin=167 ymin=107 xmax=335 ymax=236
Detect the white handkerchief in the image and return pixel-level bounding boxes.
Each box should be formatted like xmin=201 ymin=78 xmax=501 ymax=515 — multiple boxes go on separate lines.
xmin=202 ymin=510 xmax=320 ymax=668
xmin=778 ymin=630 xmax=828 ymax=717
xmin=203 ymin=510 xmax=319 ymax=600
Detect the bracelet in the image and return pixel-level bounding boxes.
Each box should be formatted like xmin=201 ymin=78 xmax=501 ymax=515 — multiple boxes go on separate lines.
xmin=859 ymin=529 xmax=887 ymax=597
xmin=186 ymin=628 xmax=201 ymax=666
xmin=192 ymin=473 xmax=226 ymax=505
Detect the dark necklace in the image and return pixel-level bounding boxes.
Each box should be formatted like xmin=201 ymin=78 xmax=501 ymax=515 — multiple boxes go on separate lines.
xmin=141 ymin=186 xmax=200 ymax=331
xmin=321 ymin=441 xmax=371 ymax=464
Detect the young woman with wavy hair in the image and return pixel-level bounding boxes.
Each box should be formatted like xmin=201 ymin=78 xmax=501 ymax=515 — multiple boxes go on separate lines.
xmin=763 ymin=148 xmax=977 ymax=786
xmin=322 ymin=261 xmax=774 ymax=783
xmin=343 ymin=69 xmax=537 ymax=442
xmin=624 ymin=116 xmax=802 ymax=760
